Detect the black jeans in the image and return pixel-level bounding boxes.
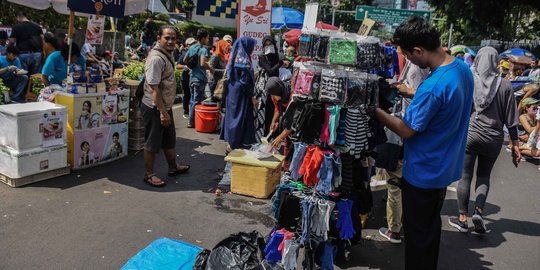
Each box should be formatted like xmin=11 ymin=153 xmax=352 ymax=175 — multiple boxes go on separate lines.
xmin=457 ymin=150 xmax=499 ymax=214
xmin=402 ymin=178 xmax=447 ymax=270
xmin=181 ymin=76 xmax=190 ymax=115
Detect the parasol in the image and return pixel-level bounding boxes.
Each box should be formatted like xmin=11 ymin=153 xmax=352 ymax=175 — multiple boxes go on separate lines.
xmin=500 ymin=48 xmax=536 ymax=60
xmin=450 ymin=45 xmax=476 ymax=57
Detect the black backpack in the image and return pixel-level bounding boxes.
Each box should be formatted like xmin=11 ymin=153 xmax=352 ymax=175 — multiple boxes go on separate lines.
xmin=185 ymin=46 xmax=201 ymax=69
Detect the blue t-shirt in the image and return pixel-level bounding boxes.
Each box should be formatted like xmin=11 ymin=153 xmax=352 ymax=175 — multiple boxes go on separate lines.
xmin=0 ymin=55 xmax=22 ymax=79
xmin=403 ymin=59 xmax=474 ymax=189
xmin=186 ymin=43 xmax=209 ymax=82
xmin=42 ymin=51 xmax=86 ymax=86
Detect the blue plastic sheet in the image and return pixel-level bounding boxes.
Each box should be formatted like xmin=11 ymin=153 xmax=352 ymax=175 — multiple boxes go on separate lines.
xmin=121 ymin=238 xmax=203 ymax=270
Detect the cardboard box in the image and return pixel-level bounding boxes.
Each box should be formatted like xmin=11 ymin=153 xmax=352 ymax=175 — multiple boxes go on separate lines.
xmin=225 ymin=149 xmax=284 ymax=198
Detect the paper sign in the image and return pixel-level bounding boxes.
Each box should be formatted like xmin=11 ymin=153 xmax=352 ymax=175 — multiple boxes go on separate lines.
xmin=358 ymin=18 xmax=376 ymax=36
xmin=238 ymin=0 xmax=273 ymax=68
xmin=41 ymin=110 xmax=67 ymax=148
xmin=85 ymin=15 xmax=105 ymax=45
xmin=302 ymin=3 xmax=319 ymax=31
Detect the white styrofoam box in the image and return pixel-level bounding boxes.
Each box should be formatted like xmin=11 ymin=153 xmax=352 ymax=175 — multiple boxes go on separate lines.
xmin=0 ymin=102 xmax=67 ymax=150
xmin=0 ymin=144 xmax=68 ymax=179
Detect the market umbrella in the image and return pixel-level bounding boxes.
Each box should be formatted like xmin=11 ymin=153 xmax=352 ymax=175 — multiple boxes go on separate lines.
xmin=315 ymin=21 xmax=339 ymax=30
xmin=283 ymin=29 xmax=301 ymax=50
xmin=272 ymin=7 xmax=304 ymax=29
xmin=500 ymin=48 xmax=536 ymax=60
xmin=450 ymin=45 xmax=476 ymax=57
xmin=508 ymin=55 xmax=534 ymax=65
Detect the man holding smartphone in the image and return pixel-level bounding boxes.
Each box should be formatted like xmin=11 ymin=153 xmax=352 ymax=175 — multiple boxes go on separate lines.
xmin=374 ymin=17 xmax=474 ymax=269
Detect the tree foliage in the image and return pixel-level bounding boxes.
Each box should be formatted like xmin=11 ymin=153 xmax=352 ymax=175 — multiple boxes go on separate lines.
xmin=0 ymin=2 xmax=88 ymax=30
xmin=426 ymin=0 xmax=540 ymax=44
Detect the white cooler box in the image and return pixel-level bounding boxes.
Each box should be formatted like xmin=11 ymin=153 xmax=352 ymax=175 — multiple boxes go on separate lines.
xmin=0 ymin=144 xmax=68 ymax=179
xmin=0 ymin=102 xmax=67 ymax=150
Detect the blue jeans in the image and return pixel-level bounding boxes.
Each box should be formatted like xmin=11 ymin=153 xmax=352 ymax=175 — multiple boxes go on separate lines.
xmin=4 ymin=75 xmax=29 ymax=102
xmin=19 ymin=52 xmax=42 ymax=75
xmin=188 ymin=78 xmax=207 ymax=126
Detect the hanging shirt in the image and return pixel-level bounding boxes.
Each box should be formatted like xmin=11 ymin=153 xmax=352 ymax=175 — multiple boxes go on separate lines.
xmin=403 ymin=59 xmax=474 ymax=189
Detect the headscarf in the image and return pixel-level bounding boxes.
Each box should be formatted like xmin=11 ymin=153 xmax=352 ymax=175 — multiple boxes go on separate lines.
xmin=471 ymin=46 xmax=502 ymax=114
xmin=226 ymin=36 xmax=257 ymax=82
xmin=261 ymin=35 xmax=279 ymax=66
xmin=214 ymin=40 xmax=231 ymax=62
xmin=464 ymin=53 xmax=473 ymax=67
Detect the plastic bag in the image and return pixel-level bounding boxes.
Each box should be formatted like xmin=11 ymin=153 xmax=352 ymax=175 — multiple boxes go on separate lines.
xmin=206 ymin=231 xmax=266 ymax=270
xmin=192 ymin=249 xmax=211 ymax=270
xmin=320 ymin=69 xmax=347 ymax=105
xmin=328 ymin=39 xmax=357 ymax=66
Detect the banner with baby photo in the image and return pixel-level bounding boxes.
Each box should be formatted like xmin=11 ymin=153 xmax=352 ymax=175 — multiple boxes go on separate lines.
xmin=102 ymin=123 xmax=128 ymax=161
xmin=73 ymin=126 xmax=110 ymax=169
xmin=74 ymin=96 xmax=102 ymax=130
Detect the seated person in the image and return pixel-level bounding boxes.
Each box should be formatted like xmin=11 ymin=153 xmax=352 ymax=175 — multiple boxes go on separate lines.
xmin=518 ymin=98 xmax=540 ymax=142
xmin=81 ymin=42 xmax=99 ymax=64
xmin=0 ymin=46 xmax=28 ymax=103
xmin=112 ymin=52 xmax=125 ymax=70
xmin=42 ymin=43 xmax=86 ymax=86
xmin=517 ymin=83 xmax=540 ymax=112
xmin=520 ymin=99 xmax=540 ymax=160
xmin=99 ymin=50 xmax=113 ymax=77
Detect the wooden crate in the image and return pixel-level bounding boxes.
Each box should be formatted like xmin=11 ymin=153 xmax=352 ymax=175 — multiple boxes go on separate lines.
xmin=225 ymin=149 xmax=284 ymax=199
xmin=129 ymin=127 xmax=145 ymax=140
xmin=129 ymin=118 xmax=144 ymax=129
xmin=129 ymin=137 xmax=145 ymax=151
xmin=0 ymin=166 xmax=71 ymax=187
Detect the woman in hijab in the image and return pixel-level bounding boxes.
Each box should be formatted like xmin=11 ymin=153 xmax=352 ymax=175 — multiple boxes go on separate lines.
xmin=254 ymin=35 xmax=290 ymax=142
xmin=208 ymin=40 xmax=232 ymax=101
xmin=220 ymin=36 xmax=258 ymax=150
xmin=449 ymin=46 xmax=521 ymax=234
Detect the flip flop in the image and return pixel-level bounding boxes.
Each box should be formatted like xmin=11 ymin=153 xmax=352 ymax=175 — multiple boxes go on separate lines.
xmin=144 ymin=174 xmax=166 ymax=187
xmin=168 ymin=164 xmax=191 ymax=176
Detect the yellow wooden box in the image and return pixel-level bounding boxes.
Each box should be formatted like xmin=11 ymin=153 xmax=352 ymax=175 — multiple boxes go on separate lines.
xmin=224 ymin=149 xmax=284 ymax=199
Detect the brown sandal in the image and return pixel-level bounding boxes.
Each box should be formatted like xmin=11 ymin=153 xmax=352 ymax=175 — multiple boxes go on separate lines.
xmin=168 ymin=164 xmax=190 ymax=176
xmin=144 ymin=174 xmax=166 ymax=187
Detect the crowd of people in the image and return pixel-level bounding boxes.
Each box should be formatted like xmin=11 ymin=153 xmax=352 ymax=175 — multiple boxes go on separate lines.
xmin=1 ymin=10 xmax=538 ymax=269
xmin=0 ymin=11 xmax=127 ymax=103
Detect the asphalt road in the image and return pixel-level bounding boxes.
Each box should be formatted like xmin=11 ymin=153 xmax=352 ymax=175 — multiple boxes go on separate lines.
xmin=1 ymin=106 xmax=539 ymax=270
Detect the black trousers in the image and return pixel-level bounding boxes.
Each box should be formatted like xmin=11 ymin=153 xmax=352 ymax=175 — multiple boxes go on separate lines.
xmin=402 ymin=178 xmax=447 ymax=270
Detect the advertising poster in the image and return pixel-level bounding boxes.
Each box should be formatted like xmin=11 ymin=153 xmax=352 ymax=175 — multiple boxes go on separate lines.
xmin=41 ymin=110 xmax=67 ymax=148
xmin=102 ymin=94 xmax=118 ymax=125
xmin=85 ymin=15 xmax=105 ymax=45
xmin=102 ymin=123 xmax=128 ymax=161
xmin=73 ymin=127 xmax=110 ymax=169
xmin=117 ymin=95 xmax=129 ymax=123
xmin=238 ymin=0 xmax=273 ymax=68
xmin=74 ymin=96 xmax=102 ymax=130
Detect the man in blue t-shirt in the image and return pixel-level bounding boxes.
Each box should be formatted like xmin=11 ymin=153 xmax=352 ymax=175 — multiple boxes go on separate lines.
xmin=42 ymin=42 xmax=86 ymax=86
xmin=0 ymin=46 xmax=28 ymax=103
xmin=184 ymin=29 xmax=214 ymax=128
xmin=374 ymin=17 xmax=474 ymax=270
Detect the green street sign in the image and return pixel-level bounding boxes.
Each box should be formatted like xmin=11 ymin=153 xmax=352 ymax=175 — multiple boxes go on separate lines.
xmin=356 ymin=5 xmax=431 ymax=24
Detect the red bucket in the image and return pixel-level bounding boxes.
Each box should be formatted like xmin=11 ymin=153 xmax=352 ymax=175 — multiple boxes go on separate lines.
xmin=195 ymin=104 xmax=219 ymax=133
